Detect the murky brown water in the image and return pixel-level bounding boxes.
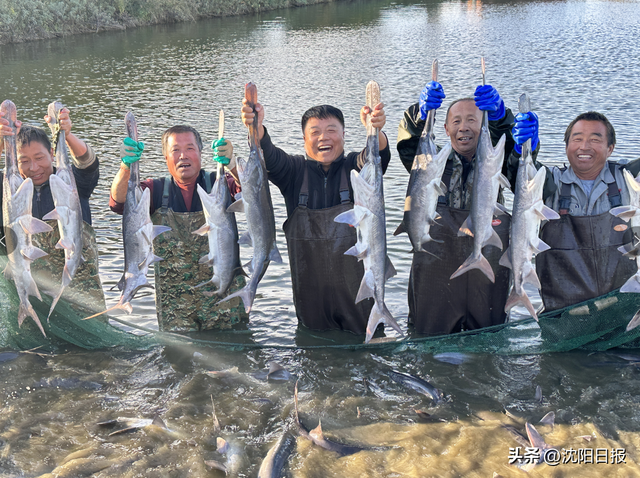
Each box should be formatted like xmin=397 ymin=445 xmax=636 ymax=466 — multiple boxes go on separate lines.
xmin=2 ymin=0 xmax=640 ymax=476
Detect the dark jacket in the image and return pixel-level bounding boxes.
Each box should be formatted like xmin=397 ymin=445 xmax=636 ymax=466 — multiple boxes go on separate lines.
xmin=260 ymin=127 xmax=391 ymax=217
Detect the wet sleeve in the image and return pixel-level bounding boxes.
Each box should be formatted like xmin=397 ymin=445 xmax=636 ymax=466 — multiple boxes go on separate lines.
xmin=397 ymin=103 xmax=425 ymax=173
xmin=260 ymin=127 xmax=300 ymax=193
xmin=109 ymin=179 xmax=153 ymax=215
xmin=73 ymin=147 xmax=100 ymax=200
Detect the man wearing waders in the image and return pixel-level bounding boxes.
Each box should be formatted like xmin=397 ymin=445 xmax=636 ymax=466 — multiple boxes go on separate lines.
xmin=513 ymin=111 xmax=640 ymax=313
xmin=109 ymin=125 xmax=248 ymax=331
xmin=397 ymin=83 xmax=524 ymax=335
xmin=0 ymin=108 xmax=105 ymax=319
xmin=240 ymin=101 xmax=390 ymax=336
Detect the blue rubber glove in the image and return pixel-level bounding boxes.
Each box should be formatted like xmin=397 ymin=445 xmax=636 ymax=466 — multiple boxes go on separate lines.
xmin=512 ymin=112 xmax=539 ymax=155
xmin=419 ymin=81 xmax=446 ymax=120
xmin=121 ymin=137 xmax=144 ymax=166
xmin=211 ymin=137 xmax=231 ymax=165
xmin=474 ymin=84 xmax=505 ymax=121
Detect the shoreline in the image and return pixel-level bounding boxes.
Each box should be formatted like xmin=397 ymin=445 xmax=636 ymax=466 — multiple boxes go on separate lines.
xmin=0 ymin=0 xmax=340 ymax=46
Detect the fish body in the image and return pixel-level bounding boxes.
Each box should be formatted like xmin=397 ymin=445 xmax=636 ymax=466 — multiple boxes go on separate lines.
xmin=193 ymin=178 xmax=242 ymax=297
xmin=222 ymin=83 xmax=281 ymax=313
xmin=395 ymin=59 xmax=453 ymax=251
xmin=388 ymin=370 xmax=443 ymax=404
xmin=115 ymin=112 xmax=170 ymax=313
xmin=334 ymin=81 xmax=402 ymax=343
xmin=499 ymin=94 xmax=559 ymax=320
xmin=610 ymin=168 xmax=640 ymax=293
xmin=42 ymin=101 xmax=85 ymax=319
xmin=1 ymin=100 xmax=52 ymax=335
xmin=257 ymin=431 xmax=295 ymax=478
xmin=450 ymin=94 xmax=508 ymax=283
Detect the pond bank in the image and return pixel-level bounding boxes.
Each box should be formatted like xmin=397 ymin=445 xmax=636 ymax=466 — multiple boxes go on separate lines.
xmin=0 ymin=0 xmax=342 ymax=45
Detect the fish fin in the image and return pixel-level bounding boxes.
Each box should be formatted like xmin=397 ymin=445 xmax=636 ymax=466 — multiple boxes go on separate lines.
xmin=22 ymin=246 xmax=48 ymax=262
xmin=3 ymin=263 xmax=11 ymax=281
xmin=243 ymin=260 xmax=254 ymax=274
xmin=112 ymin=274 xmax=126 ymax=292
xmin=504 ymin=288 xmax=538 ymax=320
xmin=499 ymin=249 xmax=512 ymax=269
xmin=620 ymin=275 xmax=640 ymax=294
xmin=151 ymin=416 xmax=167 ymax=429
xmin=42 ymin=209 xmax=61 ymax=221
xmin=152 ymin=225 xmax=171 ymax=239
xmin=494 ymin=203 xmax=510 ymax=216
xmin=226 ymin=198 xmax=244 ymax=214
xmin=18 ymin=302 xmax=46 ymax=337
xmin=610 ymin=206 xmax=638 ymax=222
xmin=198 ymin=254 xmax=213 ymax=265
xmin=485 ymin=228 xmax=503 ymax=250
xmin=523 ymin=267 xmax=542 ymax=290
xmin=355 ymin=270 xmax=375 ymax=303
xmin=238 ymin=232 xmax=252 ymax=246
xmin=19 ymin=217 xmax=54 ymax=235
xmin=55 ymin=237 xmax=74 ymax=250
xmin=216 ymin=438 xmax=229 ymax=454
xmin=525 ymin=423 xmax=547 ymax=451
xmin=269 ymin=245 xmax=283 ymax=263
xmin=532 ymin=238 xmax=551 ymax=254
xmin=309 ymin=420 xmax=324 ymax=441
xmin=365 ymin=302 xmax=403 ymax=343
xmin=385 ymin=256 xmax=397 ymax=281
xmin=626 ymin=309 xmax=640 ymax=332
xmin=534 ymin=204 xmax=561 ymax=221
xmin=192 ymin=223 xmax=211 ymax=236
xmin=393 ymin=221 xmax=406 ymax=236
xmin=217 ymin=286 xmax=254 ymax=313
xmin=498 ymin=173 xmax=511 ymax=189
xmin=345 ymin=243 xmax=367 ymax=259
xmin=204 ymin=460 xmax=227 ymax=473
xmin=450 ymin=253 xmax=495 ymax=283
xmin=539 ymin=412 xmax=555 ymax=428
xmin=457 ymin=217 xmax=474 ymax=237
xmin=334 ymin=209 xmax=359 ymax=227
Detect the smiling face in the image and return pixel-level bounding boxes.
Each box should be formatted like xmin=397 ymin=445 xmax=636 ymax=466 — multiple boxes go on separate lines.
xmin=565 ymin=120 xmax=614 ymax=180
xmin=303 ymin=116 xmax=345 ymax=168
xmin=165 ymin=132 xmax=202 ymax=183
xmin=444 ymin=99 xmax=483 ymax=161
xmin=17 ymin=140 xmax=54 ymax=186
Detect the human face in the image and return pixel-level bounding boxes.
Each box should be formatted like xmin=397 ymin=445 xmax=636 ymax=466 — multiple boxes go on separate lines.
xmin=303 ymin=117 xmax=345 ymax=168
xmin=444 ymin=100 xmax=483 ymax=161
xmin=165 ymin=132 xmax=202 ymax=183
xmin=565 ymin=120 xmax=614 ymax=180
xmin=17 ymin=141 xmax=54 ymax=186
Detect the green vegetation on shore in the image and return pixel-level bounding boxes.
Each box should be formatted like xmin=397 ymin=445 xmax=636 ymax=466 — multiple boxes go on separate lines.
xmin=0 ymin=0 xmax=337 ymax=45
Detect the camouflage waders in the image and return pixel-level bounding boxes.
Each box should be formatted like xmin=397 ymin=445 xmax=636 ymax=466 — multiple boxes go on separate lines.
xmin=151 ymin=200 xmax=247 ymax=332
xmin=31 ymin=221 xmax=107 ymax=319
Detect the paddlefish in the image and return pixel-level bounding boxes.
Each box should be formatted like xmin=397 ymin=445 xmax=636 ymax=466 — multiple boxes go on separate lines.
xmin=394 ymin=59 xmax=453 ymax=251
xmin=42 ymin=101 xmax=85 ymax=319
xmin=610 ymin=168 xmax=640 ymax=293
xmin=257 ymin=430 xmax=295 ymax=478
xmin=1 ymin=99 xmax=52 ymax=336
xmin=499 ymin=94 xmax=559 ymax=320
xmin=334 ymin=81 xmax=403 ymax=343
xmin=451 ymin=59 xmax=508 ymax=283
xmin=222 ymin=83 xmax=282 ymax=313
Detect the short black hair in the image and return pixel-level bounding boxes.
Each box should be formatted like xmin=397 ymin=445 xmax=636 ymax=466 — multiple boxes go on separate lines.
xmin=16 ymin=125 xmax=52 ymax=152
xmin=301 ymin=105 xmax=345 ymax=133
xmin=444 ymin=98 xmax=476 ymax=124
xmin=564 ymin=111 xmax=616 ymax=147
xmin=162 ymin=125 xmax=203 ymax=156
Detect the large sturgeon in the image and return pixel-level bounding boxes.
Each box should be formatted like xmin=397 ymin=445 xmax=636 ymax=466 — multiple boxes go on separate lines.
xmin=334 ymin=81 xmax=403 ymax=343
xmin=1 ymin=100 xmax=53 ymax=335
xmin=499 ymin=94 xmax=559 ymax=320
xmin=42 ymin=101 xmax=85 ymax=319
xmin=450 ymin=59 xmax=508 ymax=283
xmin=222 ymin=83 xmax=281 ymax=313
xmin=394 ymin=59 xmax=453 ymax=251
xmin=192 ymin=110 xmax=243 ymax=297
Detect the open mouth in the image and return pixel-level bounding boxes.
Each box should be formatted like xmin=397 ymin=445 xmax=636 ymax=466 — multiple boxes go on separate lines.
xmin=457 ymin=136 xmax=473 ymax=143
xmin=177 ymin=163 xmax=191 ymax=169
xmin=318 ymin=145 xmax=332 ymax=153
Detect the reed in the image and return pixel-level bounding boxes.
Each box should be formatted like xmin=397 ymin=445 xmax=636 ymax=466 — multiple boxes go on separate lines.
xmin=0 ymin=0 xmax=338 ymax=45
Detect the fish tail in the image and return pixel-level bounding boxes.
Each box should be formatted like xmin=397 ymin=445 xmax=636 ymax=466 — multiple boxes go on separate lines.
xmin=19 ymin=302 xmax=46 ymax=337
xmin=365 ymin=302 xmax=403 ymax=343
xmin=217 ymin=285 xmax=255 ymax=313
xmin=46 ymin=288 xmax=65 ymax=321
xmin=450 ymin=253 xmax=495 ymax=283
xmin=504 ymin=288 xmax=538 ymax=321
xmin=620 ymin=274 xmax=640 ymax=294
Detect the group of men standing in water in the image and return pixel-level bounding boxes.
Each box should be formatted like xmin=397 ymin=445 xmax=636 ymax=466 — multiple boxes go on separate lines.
xmin=1 ymin=78 xmax=637 ymax=339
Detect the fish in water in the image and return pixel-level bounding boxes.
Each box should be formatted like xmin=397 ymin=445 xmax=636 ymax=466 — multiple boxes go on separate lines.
xmin=42 ymin=101 xmax=85 ymax=319
xmin=394 ymin=59 xmax=453 ymax=252
xmin=539 ymin=411 xmax=555 ymax=428
xmin=98 ymin=415 xmax=171 ymax=437
xmin=84 ymin=112 xmax=170 ymax=320
xmin=252 ymin=361 xmax=295 ymax=382
xmin=1 ymin=100 xmax=53 ymax=336
xmin=293 ymin=381 xmax=369 ymax=456
xmin=222 ymin=83 xmax=282 ymax=313
xmin=334 ymin=81 xmax=403 ymax=343
xmin=450 ymin=59 xmax=508 ymax=283
xmin=388 ymin=370 xmax=443 ymax=404
xmin=525 ymin=422 xmax=557 ymax=462
xmin=499 ymin=94 xmax=559 ymax=320
xmin=257 ymin=430 xmax=295 ymax=478
xmin=433 ymin=352 xmax=471 ymax=365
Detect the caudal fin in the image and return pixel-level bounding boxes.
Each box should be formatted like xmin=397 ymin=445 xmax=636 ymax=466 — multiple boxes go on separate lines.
xmin=18 ymin=302 xmax=46 ymax=337
xmin=365 ymin=302 xmax=403 ymax=344
xmin=504 ymin=288 xmax=538 ymax=321
xmin=620 ymin=274 xmax=640 ymax=294
xmin=450 ymin=253 xmax=495 ymax=283
xmin=217 ymin=284 xmax=255 ymax=313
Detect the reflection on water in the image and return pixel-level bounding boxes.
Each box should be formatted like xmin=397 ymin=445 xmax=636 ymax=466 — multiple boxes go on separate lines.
xmin=1 ymin=0 xmax=640 ymax=475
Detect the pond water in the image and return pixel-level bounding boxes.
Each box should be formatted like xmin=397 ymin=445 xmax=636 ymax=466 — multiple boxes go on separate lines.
xmin=1 ymin=0 xmax=640 ymax=476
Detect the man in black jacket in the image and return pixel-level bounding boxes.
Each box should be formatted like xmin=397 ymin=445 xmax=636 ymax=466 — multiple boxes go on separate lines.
xmin=240 ymin=100 xmax=389 ymax=335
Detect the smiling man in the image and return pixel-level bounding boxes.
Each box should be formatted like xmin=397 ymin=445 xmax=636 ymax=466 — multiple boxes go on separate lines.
xmin=109 ymin=125 xmax=248 ymax=331
xmin=512 ymin=111 xmax=640 ymax=313
xmin=240 ymin=101 xmax=389 ymax=336
xmin=397 ymin=82 xmax=522 ymax=336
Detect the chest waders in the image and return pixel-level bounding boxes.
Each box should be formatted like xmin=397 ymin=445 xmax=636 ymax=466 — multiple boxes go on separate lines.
xmin=283 ymin=165 xmax=372 ymax=334
xmin=537 ymin=163 xmax=637 ymax=313
xmin=151 ymin=176 xmax=247 ymax=332
xmin=407 ymin=160 xmax=511 ymax=335
xmin=31 ymin=221 xmax=106 ymax=320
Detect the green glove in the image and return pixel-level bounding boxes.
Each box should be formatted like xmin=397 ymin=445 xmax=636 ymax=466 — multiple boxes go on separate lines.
xmin=212 ymin=138 xmax=230 ymax=166
xmin=121 ymin=137 xmax=144 ymax=166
